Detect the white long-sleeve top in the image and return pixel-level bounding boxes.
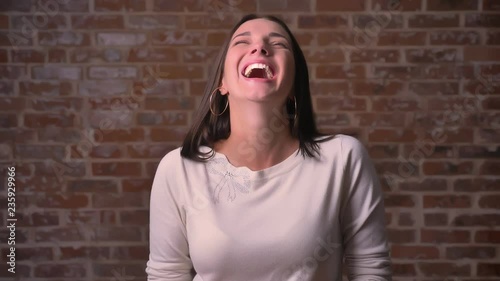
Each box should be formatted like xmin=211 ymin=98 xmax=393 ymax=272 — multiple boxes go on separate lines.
xmin=146 ymin=134 xmax=392 ymax=281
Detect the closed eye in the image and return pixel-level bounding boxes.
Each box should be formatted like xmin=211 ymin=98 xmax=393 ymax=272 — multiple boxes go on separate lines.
xmin=233 ymin=40 xmax=249 ymax=46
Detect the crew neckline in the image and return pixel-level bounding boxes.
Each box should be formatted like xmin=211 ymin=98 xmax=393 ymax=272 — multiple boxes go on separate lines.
xmin=200 ymin=145 xmax=303 ymax=180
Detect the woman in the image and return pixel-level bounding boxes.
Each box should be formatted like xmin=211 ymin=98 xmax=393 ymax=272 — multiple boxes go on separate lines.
xmin=147 ymin=14 xmax=392 ymax=281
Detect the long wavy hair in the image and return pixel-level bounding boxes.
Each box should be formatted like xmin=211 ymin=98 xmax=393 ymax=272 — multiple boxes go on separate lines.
xmin=180 ymin=14 xmax=333 ymax=161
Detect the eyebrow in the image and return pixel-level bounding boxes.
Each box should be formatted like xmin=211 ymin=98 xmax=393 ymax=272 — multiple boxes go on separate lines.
xmin=231 ymin=31 xmax=289 ymax=42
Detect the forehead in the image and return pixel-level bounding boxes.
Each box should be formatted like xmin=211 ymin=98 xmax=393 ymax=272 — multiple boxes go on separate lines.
xmin=232 ymin=18 xmax=291 ymax=40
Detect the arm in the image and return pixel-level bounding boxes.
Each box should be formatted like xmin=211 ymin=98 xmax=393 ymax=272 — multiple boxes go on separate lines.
xmin=339 ymin=136 xmax=392 ymax=281
xmin=146 ymin=152 xmax=195 ymax=281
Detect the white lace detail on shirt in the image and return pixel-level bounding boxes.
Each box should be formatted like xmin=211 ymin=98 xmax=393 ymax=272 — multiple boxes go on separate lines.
xmin=207 ymin=158 xmax=251 ymax=204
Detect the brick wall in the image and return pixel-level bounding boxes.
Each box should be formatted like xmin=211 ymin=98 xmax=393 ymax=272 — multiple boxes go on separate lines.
xmin=0 ymin=0 xmax=498 ymax=280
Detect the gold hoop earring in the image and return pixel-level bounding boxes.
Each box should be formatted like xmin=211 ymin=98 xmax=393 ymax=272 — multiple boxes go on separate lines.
xmin=209 ymin=87 xmax=229 ymax=116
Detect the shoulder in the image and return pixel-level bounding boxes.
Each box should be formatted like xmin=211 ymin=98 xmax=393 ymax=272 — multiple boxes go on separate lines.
xmin=318 ymin=134 xmax=368 ymax=156
xmin=156 ymin=147 xmax=183 ymax=173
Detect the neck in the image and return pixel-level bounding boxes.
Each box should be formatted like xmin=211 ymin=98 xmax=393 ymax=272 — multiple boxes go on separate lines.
xmin=215 ymin=102 xmax=298 ymax=171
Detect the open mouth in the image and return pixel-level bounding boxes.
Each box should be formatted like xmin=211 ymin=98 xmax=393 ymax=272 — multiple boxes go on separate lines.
xmin=241 ymin=63 xmax=275 ymax=79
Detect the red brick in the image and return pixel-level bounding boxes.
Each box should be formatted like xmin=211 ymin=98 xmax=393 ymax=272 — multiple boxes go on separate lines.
xmin=465 ymin=14 xmax=500 ymax=27
xmin=79 ymin=80 xmax=130 ymax=96
xmin=155 ymin=65 xmax=203 ymax=79
xmin=465 ymin=47 xmax=500 ymax=61
xmin=484 ymin=0 xmax=500 ymax=10
xmin=95 ymin=0 xmax=146 ymax=11
xmin=0 ymin=114 xmax=17 ymax=128
xmin=152 ymin=31 xmax=205 ymax=46
xmin=406 ymin=48 xmax=459 ymax=63
xmin=111 ymin=246 xmax=148 ymax=259
xmin=399 ymin=179 xmax=448 ymax=192
xmin=298 ymin=15 xmax=349 ymax=29
xmin=92 ymin=162 xmax=142 ymax=177
xmin=391 ymin=245 xmax=439 ymax=259
xmin=15 ymin=144 xmax=66 ymax=160
xmin=447 ymin=247 xmax=495 ymax=259
xmin=70 ymin=48 xmax=122 ymax=63
xmin=392 ymin=263 xmax=416 ymax=276
xmin=31 ymin=98 xmax=83 ymax=111
xmin=316 ymin=65 xmax=365 ymax=79
xmin=459 ymin=146 xmax=500 ymax=158
xmin=10 ymin=15 xmax=68 ymax=30
xmin=0 ymin=49 xmax=7 ymax=63
xmin=430 ymin=31 xmax=481 ymax=45
xmin=120 ymin=210 xmax=148 ymax=225
xmin=137 ymin=112 xmax=188 ymax=126
xmin=0 ymin=15 xmax=8 ymax=28
xmin=34 ymin=264 xmax=86 ymax=278
xmin=71 ymin=15 xmax=124 ymax=29
xmin=128 ymin=47 xmax=178 ymax=63
xmin=38 ymin=31 xmax=91 ymax=46
xmin=387 ymin=229 xmax=415 ymax=243
xmin=0 ymin=97 xmax=25 ymax=111
xmin=185 ymin=14 xmax=242 ymax=29
xmin=477 ymin=263 xmax=500 ymax=276
xmin=353 ymin=14 xmax=404 ymax=29
xmin=144 ymin=97 xmax=195 ymax=110
xmin=384 ymin=194 xmax=415 ymax=207
xmin=368 ymin=129 xmax=418 ymax=142
xmin=0 ymin=65 xmax=27 ymax=79
xmin=453 ymin=214 xmax=500 ymax=227
xmin=423 ymin=161 xmax=473 ymax=176
xmin=67 ymin=179 xmax=119 ymax=192
xmin=377 ymin=31 xmax=426 ymax=46
xmin=455 ymin=178 xmax=499 ymax=192
xmin=315 ymin=96 xmax=367 ymax=112
xmin=58 ymin=246 xmax=110 ymax=260
xmin=355 ymin=113 xmax=405 ymax=127
xmin=424 ymin=213 xmax=448 ymax=226
xmin=0 ymin=129 xmax=36 ymax=143
xmin=398 ymin=212 xmax=415 ymax=226
xmin=207 ymin=31 xmax=228 ymax=46
xmin=311 ymin=82 xmax=348 ymax=97
xmin=372 ymin=0 xmax=421 ymax=11
xmin=127 ymin=144 xmax=175 ymax=158
xmin=408 ymin=14 xmax=459 ymax=28
xmin=427 ymin=0 xmax=478 ymax=10
xmin=24 ymin=113 xmax=77 ymax=128
xmin=95 ymin=226 xmax=142 ymax=241
xmin=37 ymin=194 xmax=89 ymax=209
xmin=48 ymin=48 xmax=66 ymax=63
xmin=122 ymin=178 xmax=153 ymax=192
xmin=20 ymin=81 xmax=72 ymax=96
xmin=409 ymin=82 xmax=459 ymax=96
xmin=418 ymin=263 xmax=471 ymax=277
xmin=480 ymin=161 xmax=500 ymax=175
xmin=367 ymin=144 xmax=399 ymax=159
xmin=424 ymin=195 xmax=472 ymax=208
xmin=350 ymin=49 xmax=400 ymax=63
xmin=88 ymin=66 xmax=138 ymax=79
xmin=11 ymin=49 xmax=45 ymax=63
xmin=421 ymin=229 xmax=470 ymax=243
xmin=475 ymin=230 xmax=500 ymax=243
xmin=97 ymin=32 xmax=147 ymax=46
xmin=98 ymin=128 xmax=145 ymax=142
xmin=316 ymin=0 xmax=366 ymax=11
xmin=83 ymin=144 xmax=124 ymax=159
xmin=150 ymin=127 xmax=188 ymax=142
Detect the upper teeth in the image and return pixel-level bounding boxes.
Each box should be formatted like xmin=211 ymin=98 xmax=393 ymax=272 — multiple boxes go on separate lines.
xmin=244 ymin=63 xmax=273 ymax=78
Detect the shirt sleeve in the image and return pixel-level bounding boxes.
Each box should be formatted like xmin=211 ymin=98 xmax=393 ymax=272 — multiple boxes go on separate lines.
xmin=339 ymin=136 xmax=392 ymax=281
xmin=146 ymin=152 xmax=195 ymax=281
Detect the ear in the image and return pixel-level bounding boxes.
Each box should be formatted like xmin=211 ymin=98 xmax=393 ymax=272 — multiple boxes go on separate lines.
xmin=219 ymin=80 xmax=229 ymax=96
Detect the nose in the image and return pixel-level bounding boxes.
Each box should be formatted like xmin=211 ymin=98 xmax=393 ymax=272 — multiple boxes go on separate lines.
xmin=251 ymin=46 xmax=269 ymax=56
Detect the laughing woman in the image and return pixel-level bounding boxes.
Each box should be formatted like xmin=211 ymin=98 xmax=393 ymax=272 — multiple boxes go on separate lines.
xmin=146 ymin=14 xmax=392 ymax=281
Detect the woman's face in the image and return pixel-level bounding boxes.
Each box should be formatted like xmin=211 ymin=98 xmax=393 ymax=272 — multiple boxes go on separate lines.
xmin=221 ymin=18 xmax=295 ymax=104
